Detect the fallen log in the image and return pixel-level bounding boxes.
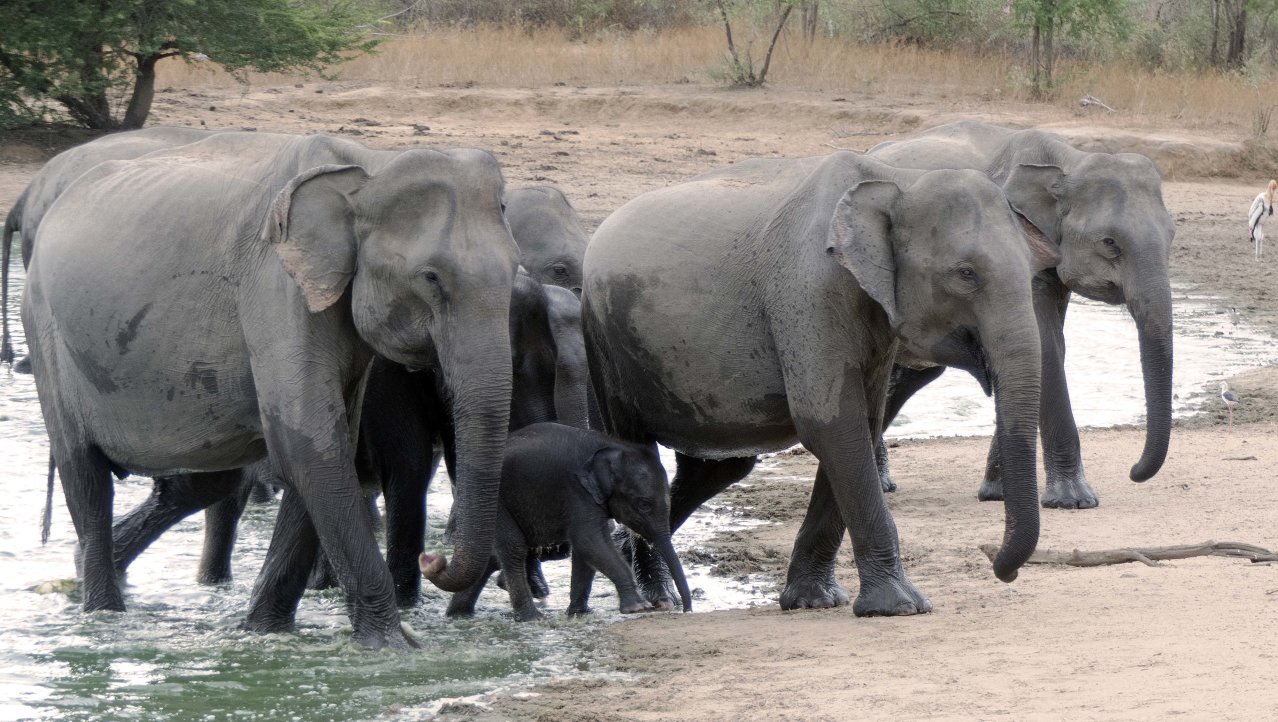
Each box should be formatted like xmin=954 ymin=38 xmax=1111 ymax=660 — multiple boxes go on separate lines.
xmin=978 ymin=540 xmax=1275 ymax=568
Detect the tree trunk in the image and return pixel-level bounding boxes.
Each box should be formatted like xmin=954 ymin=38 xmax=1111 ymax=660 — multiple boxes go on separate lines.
xmin=801 ymin=1 xmax=819 ymax=42
xmin=1043 ymin=15 xmax=1055 ymax=90
xmin=1031 ymin=23 xmax=1042 ymax=94
xmin=1226 ymin=1 xmax=1248 ymax=69
xmin=121 ymin=54 xmax=163 ymax=130
xmin=1210 ymin=0 xmax=1221 ymax=67
xmin=756 ymin=4 xmax=793 ymax=86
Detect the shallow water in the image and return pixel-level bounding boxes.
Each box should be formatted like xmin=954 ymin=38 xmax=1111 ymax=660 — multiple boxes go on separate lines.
xmin=2 ymin=248 xmax=1274 ymax=719
xmin=887 ymin=284 xmax=1277 ymax=438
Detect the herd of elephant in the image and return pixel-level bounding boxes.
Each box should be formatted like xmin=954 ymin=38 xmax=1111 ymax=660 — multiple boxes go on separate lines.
xmin=0 ymin=119 xmax=1174 ymax=650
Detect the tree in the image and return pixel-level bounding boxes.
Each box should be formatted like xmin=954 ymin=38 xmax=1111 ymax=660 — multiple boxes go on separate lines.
xmin=0 ymin=0 xmax=379 ymax=130
xmin=1013 ymin=0 xmax=1131 ymax=96
xmin=711 ymin=0 xmax=795 ymax=87
xmin=1210 ymin=0 xmax=1278 ymax=69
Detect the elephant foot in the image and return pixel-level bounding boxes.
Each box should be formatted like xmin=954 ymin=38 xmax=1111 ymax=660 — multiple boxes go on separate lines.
xmin=639 ymin=577 xmax=678 ymax=610
xmin=852 ymin=574 xmax=932 ymax=617
xmin=879 ymin=470 xmax=897 ymax=494
xmin=13 ymin=355 xmax=31 ymax=374
xmin=620 ymin=601 xmax=657 ymax=614
xmin=977 ymin=476 xmax=1004 ymax=502
xmin=241 ymin=613 xmax=295 ymax=635
xmin=83 ymin=591 xmax=127 ymax=613
xmin=352 ymin=623 xmax=417 ymax=651
xmin=1043 ymin=475 xmax=1099 ymax=509
xmin=514 ymin=606 xmax=545 ymax=622
xmin=394 ymin=587 xmax=420 ymax=609
xmin=496 ymin=570 xmax=552 ymax=599
xmin=566 ymin=604 xmax=593 ymax=617
xmin=779 ymin=574 xmax=851 ymax=611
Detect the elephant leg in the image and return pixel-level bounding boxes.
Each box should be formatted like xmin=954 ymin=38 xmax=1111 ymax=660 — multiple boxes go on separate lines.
xmin=572 ymin=519 xmax=650 ymax=614
xmin=445 ymin=557 xmax=499 ymax=618
xmin=247 ymin=480 xmax=276 ymax=505
xmin=383 ymin=450 xmax=439 ymax=607
xmin=623 ymin=453 xmax=756 ymax=608
xmin=785 ymin=361 xmax=930 ymax=617
xmin=980 ymin=283 xmax=1097 ymax=508
xmin=877 ymin=365 xmax=947 ymax=493
xmin=57 ymin=444 xmax=124 ymax=612
xmin=243 ymin=490 xmax=319 ymax=634
xmin=526 ymin=555 xmax=551 ymax=599
xmin=779 ymin=466 xmax=851 ymax=609
xmin=196 ymin=472 xmax=255 ymax=585
xmin=494 ymin=509 xmax=541 ymax=621
xmin=309 ymin=489 xmax=379 ymax=591
xmin=566 ymin=554 xmax=596 ymax=616
xmin=113 ymin=471 xmax=242 ymax=576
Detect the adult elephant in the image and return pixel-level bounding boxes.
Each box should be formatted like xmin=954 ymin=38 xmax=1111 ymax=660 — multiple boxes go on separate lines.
xmin=106 ymin=273 xmax=588 ymax=607
xmin=869 ymin=121 xmax=1175 ymax=507
xmin=2 ymin=127 xmax=220 ymax=364
xmin=22 ymin=131 xmax=518 ymax=648
xmin=583 ymin=152 xmax=1056 ymax=613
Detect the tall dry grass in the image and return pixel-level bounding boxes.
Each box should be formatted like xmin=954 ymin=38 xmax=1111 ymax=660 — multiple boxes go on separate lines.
xmin=157 ymin=25 xmax=1278 ymax=135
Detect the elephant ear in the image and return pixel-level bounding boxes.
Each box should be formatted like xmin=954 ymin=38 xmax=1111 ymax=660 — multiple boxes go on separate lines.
xmin=1003 ymin=163 xmax=1065 ymax=244
xmin=574 ymin=446 xmax=623 ymax=507
xmin=1012 ymin=207 xmax=1062 ymax=273
xmin=826 ymin=180 xmax=902 ymax=328
xmin=265 ymin=164 xmax=369 ymax=313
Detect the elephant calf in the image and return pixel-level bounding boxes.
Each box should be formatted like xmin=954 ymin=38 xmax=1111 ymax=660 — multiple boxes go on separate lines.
xmin=433 ymin=423 xmax=691 ymax=621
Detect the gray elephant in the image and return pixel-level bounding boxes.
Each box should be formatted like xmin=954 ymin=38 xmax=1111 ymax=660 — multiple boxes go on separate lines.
xmin=583 ymin=152 xmax=1056 ymax=613
xmin=869 ymin=120 xmax=1174 ymax=507
xmin=439 ymin=422 xmax=691 ymax=621
xmin=21 ymin=131 xmax=518 ymax=649
xmin=2 ymin=127 xmax=222 ymax=364
xmin=504 ymin=186 xmax=589 ymax=294
xmin=104 ymin=274 xmax=586 ymax=602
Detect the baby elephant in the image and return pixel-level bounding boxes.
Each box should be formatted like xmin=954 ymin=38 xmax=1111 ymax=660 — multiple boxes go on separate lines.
xmin=428 ymin=423 xmax=692 ymax=620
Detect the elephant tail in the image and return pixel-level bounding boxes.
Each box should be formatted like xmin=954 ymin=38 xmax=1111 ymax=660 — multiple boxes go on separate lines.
xmin=41 ymin=453 xmax=54 ymax=544
xmin=1 ymin=189 xmax=22 ymax=366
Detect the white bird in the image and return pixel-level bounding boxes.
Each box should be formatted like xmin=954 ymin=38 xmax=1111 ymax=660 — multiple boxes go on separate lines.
xmin=1248 ymin=180 xmax=1276 ymax=261
xmin=1220 ymin=381 xmax=1240 ymax=430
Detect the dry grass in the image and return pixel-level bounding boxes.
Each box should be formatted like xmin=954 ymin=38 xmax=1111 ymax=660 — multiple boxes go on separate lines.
xmin=156 ymin=25 xmax=1278 ymax=136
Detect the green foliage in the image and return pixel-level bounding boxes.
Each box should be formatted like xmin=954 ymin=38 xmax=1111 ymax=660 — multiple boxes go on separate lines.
xmin=0 ymin=0 xmax=379 ymax=130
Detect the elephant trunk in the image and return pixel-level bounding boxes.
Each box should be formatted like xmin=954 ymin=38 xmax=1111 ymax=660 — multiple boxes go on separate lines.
xmin=985 ymin=321 xmax=1043 ymax=582
xmin=1125 ymin=270 xmax=1173 ymax=482
xmin=651 ymin=534 xmax=693 ymax=613
xmin=422 ymin=313 xmax=513 ymax=593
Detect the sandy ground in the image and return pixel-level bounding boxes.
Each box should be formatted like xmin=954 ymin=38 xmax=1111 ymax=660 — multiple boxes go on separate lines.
xmin=3 ymin=81 xmax=1278 ymax=720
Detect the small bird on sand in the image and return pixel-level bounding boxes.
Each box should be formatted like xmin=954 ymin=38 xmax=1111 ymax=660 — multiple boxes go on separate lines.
xmin=1229 ymin=306 xmax=1241 ymax=326
xmin=1221 ymin=382 xmax=1241 ymax=430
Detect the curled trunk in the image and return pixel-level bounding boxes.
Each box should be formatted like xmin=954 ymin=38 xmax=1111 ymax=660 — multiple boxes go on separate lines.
xmin=424 ymin=325 xmax=513 ymax=592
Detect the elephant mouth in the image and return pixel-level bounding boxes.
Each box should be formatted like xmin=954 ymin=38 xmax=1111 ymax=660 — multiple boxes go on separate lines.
xmin=930 ymin=327 xmax=992 ymax=396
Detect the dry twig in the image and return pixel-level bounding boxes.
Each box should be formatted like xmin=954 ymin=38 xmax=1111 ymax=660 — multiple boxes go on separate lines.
xmin=1080 ymin=94 xmax=1116 ymax=112
xmin=978 ymin=540 xmax=1275 ymax=568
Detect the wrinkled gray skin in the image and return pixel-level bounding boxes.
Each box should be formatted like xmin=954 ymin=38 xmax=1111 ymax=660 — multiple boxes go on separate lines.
xmin=584 ymin=152 xmax=1051 ymax=614
xmin=105 ymin=275 xmax=588 ymax=605
xmin=443 ymin=422 xmax=691 ymax=621
xmin=503 ymin=186 xmax=589 ymax=294
xmin=870 ymin=121 xmax=1175 ymax=507
xmin=2 ymin=127 xmax=221 ymax=365
xmin=22 ymin=132 xmax=518 ymax=649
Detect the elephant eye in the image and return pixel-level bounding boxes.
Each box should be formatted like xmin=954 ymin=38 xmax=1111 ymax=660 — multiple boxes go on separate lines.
xmin=552 ymin=263 xmax=569 ymax=277
xmin=420 ymin=269 xmax=441 ymax=284
xmin=1101 ymin=237 xmax=1121 ymax=257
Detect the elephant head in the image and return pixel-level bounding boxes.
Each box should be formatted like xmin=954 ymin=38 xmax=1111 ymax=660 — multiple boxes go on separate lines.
xmin=267 ymin=148 xmax=519 ymax=592
xmin=576 ymin=444 xmax=692 ymax=612
xmin=1001 ymin=144 xmax=1174 ymax=482
xmin=504 ymin=186 xmax=590 ymax=294
xmin=829 ymin=167 xmax=1058 ymax=581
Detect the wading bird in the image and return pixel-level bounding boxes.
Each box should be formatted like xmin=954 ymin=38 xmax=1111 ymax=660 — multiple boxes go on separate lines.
xmin=1221 ymin=381 xmax=1241 ymax=430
